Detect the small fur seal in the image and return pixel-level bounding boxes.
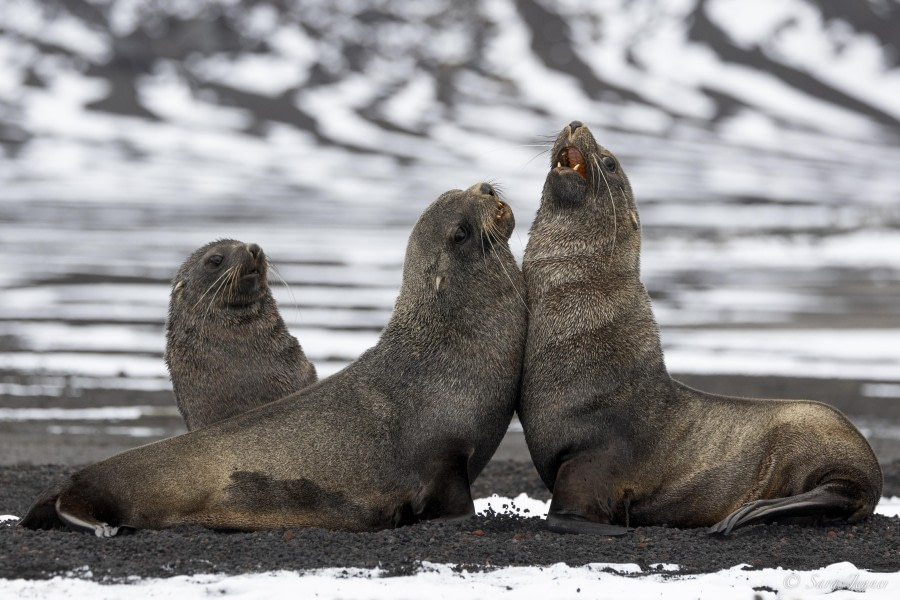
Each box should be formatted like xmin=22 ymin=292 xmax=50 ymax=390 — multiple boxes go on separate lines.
xmin=19 ymin=183 xmax=527 ymax=535
xmin=166 ymin=239 xmax=317 ymax=430
xmin=519 ymin=121 xmax=882 ymax=535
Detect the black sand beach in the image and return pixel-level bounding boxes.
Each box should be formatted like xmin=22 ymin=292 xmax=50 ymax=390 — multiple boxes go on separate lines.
xmin=2 ymin=459 xmax=899 ymax=581
xmin=3 ymin=373 xmax=900 ymax=580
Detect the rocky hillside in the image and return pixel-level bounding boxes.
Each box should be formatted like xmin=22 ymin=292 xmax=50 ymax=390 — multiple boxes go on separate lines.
xmin=1 ymin=0 xmax=898 ymax=214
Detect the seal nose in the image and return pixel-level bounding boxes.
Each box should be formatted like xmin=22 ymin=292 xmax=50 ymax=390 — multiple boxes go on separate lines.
xmin=478 ymin=182 xmax=496 ymax=197
xmin=247 ymin=243 xmax=261 ymax=259
xmin=568 ymin=120 xmax=583 ymax=132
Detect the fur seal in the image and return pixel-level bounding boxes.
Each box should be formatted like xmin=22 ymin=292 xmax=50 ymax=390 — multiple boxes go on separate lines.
xmin=518 ymin=121 xmax=882 ymax=535
xmin=19 ymin=183 xmax=527 ymax=535
xmin=165 ymin=239 xmax=317 ymax=430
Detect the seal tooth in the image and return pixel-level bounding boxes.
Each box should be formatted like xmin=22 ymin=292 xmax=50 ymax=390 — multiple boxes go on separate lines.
xmin=557 ymin=162 xmax=562 ymax=168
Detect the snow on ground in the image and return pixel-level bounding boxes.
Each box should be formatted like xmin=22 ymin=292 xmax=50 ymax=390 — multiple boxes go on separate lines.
xmin=473 ymin=494 xmax=900 ymax=520
xmin=0 ymin=559 xmax=895 ymax=599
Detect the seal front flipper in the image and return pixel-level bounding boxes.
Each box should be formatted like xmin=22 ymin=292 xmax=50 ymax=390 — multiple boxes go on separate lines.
xmin=544 ymin=453 xmax=631 ymax=536
xmin=545 ymin=490 xmax=632 ymax=536
xmin=708 ymin=480 xmax=870 ymax=536
xmin=411 ymin=441 xmax=475 ymax=523
xmin=545 ymin=514 xmax=631 ymax=536
xmin=55 ymin=489 xmax=125 ymax=537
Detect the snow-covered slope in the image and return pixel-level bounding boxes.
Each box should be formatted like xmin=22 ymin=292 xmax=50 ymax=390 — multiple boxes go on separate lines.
xmin=1 ymin=0 xmax=899 ymax=210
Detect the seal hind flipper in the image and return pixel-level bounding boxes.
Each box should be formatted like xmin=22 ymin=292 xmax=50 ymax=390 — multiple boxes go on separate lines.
xmin=17 ymin=502 xmax=64 ymax=531
xmin=21 ymin=478 xmax=122 ymax=537
xmin=18 ymin=479 xmax=69 ymax=530
xmin=18 ymin=497 xmax=65 ymax=531
xmin=708 ymin=480 xmax=870 ymax=536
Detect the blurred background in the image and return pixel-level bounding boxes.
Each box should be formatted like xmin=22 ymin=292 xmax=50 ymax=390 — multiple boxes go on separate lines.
xmin=1 ymin=0 xmax=898 ymax=467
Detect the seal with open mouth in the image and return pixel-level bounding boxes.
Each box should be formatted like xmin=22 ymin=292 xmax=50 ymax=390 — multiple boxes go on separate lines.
xmin=166 ymin=239 xmax=318 ymax=431
xmin=519 ymin=121 xmax=882 ymax=535
xmin=18 ymin=183 xmax=527 ymax=535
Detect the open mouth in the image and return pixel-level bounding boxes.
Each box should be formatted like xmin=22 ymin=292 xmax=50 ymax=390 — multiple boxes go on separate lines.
xmin=495 ymin=200 xmax=507 ymax=221
xmin=555 ymin=147 xmax=587 ymax=180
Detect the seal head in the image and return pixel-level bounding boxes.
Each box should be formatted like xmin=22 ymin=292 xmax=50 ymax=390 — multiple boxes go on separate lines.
xmin=165 ymin=239 xmax=317 ymax=431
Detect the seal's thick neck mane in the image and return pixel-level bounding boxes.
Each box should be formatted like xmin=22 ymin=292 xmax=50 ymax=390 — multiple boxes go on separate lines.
xmin=524 ymin=124 xmax=666 ymax=386
xmin=388 ymin=239 xmax=521 ymax=338
xmin=528 ymin=201 xmax=640 ymax=278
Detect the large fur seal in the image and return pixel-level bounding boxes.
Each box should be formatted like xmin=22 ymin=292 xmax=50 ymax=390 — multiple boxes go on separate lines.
xmin=19 ymin=183 xmax=527 ymax=535
xmin=166 ymin=239 xmax=317 ymax=430
xmin=519 ymin=121 xmax=882 ymax=535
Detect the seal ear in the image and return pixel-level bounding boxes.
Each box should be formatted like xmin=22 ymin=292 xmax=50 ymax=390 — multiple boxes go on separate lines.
xmin=629 ymin=210 xmax=639 ymax=230
xmin=433 ymin=252 xmax=452 ymax=293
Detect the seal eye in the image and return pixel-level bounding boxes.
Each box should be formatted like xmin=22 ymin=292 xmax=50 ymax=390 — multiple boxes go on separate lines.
xmin=453 ymin=226 xmax=469 ymax=244
xmin=208 ymin=255 xmax=224 ymax=267
xmin=602 ymin=156 xmax=617 ymax=172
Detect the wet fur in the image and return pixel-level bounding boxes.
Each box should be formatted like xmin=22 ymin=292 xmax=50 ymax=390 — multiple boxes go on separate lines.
xmin=519 ymin=123 xmax=882 ymax=533
xmin=19 ymin=185 xmax=527 ymax=534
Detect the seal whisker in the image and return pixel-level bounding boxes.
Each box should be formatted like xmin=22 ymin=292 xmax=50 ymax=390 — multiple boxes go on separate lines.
xmin=594 ymin=155 xmax=617 ymax=260
xmin=479 ymin=211 xmax=488 ymax=261
xmin=202 ymin=266 xmax=235 ymax=326
xmin=222 ymin=265 xmax=238 ymax=304
xmin=590 ymin=155 xmax=601 ymax=197
xmin=480 ymin=229 xmax=487 ymax=261
xmin=513 ymin=230 xmax=528 ymax=255
xmin=486 ymin=221 xmax=530 ymax=315
xmin=192 ymin=268 xmax=232 ymax=311
xmin=524 ymin=148 xmax=552 ymax=167
xmin=270 ymin=263 xmax=302 ymax=325
xmin=231 ymin=260 xmax=242 ymax=295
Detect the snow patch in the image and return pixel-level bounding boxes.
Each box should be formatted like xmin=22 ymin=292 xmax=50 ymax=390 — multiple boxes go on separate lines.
xmin=474 ymin=494 xmax=550 ymax=517
xmin=0 ymin=561 xmax=896 ymax=599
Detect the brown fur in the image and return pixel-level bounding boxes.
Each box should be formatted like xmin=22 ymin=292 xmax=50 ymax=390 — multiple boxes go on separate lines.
xmin=19 ymin=183 xmax=527 ymax=535
xmin=519 ymin=122 xmax=882 ymax=534
xmin=165 ymin=239 xmax=317 ymax=430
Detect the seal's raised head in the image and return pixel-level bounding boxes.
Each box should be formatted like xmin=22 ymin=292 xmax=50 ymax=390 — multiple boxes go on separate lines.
xmin=400 ymin=182 xmax=517 ymax=302
xmin=536 ymin=121 xmax=641 ymax=270
xmin=165 ymin=239 xmax=316 ymax=431
xmin=171 ymin=239 xmax=269 ymax=314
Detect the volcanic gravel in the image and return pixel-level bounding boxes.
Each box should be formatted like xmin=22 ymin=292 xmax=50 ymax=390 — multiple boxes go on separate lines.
xmin=2 ymin=461 xmax=899 ymax=581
